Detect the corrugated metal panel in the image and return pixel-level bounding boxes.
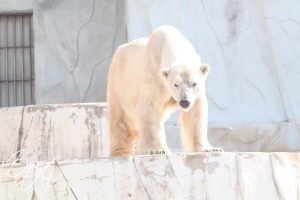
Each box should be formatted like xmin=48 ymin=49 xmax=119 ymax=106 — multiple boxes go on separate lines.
xmin=0 ymin=13 xmax=34 ymax=107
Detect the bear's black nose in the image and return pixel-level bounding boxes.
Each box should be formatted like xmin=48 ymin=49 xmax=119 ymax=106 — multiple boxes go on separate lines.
xmin=179 ymin=100 xmax=190 ymax=108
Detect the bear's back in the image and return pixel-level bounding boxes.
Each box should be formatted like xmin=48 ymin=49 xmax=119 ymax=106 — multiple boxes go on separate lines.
xmin=148 ymin=26 xmax=199 ymax=69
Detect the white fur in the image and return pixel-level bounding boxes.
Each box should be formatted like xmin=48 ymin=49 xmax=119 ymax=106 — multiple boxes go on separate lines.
xmin=107 ymin=26 xmax=222 ymax=156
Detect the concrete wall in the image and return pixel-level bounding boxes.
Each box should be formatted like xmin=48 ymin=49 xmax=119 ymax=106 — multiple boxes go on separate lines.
xmin=34 ymin=0 xmax=126 ymax=103
xmin=0 ymin=103 xmax=109 ymax=161
xmin=0 ymin=0 xmax=33 ymax=13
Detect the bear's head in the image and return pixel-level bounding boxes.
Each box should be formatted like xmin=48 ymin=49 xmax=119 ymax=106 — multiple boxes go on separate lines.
xmin=160 ymin=63 xmax=210 ymax=112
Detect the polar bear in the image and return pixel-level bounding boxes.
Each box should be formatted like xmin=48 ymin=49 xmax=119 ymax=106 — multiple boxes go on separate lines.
xmin=107 ymin=25 xmax=223 ymax=156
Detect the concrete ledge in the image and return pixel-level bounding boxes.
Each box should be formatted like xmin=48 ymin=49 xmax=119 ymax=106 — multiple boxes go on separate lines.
xmin=1 ymin=103 xmax=300 ymax=163
xmin=0 ymin=103 xmax=109 ymax=161
xmin=0 ymin=152 xmax=299 ymax=199
xmin=1 ymin=104 xmax=299 ymax=199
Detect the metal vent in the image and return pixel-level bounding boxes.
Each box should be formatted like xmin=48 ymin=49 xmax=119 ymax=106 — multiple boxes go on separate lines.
xmin=0 ymin=13 xmax=34 ymax=107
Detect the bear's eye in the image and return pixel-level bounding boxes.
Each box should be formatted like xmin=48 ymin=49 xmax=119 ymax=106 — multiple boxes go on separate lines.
xmin=174 ymin=84 xmax=179 ymax=88
xmin=192 ymin=83 xmax=197 ymax=87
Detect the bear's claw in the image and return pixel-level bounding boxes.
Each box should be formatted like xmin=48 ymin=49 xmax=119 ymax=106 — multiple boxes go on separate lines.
xmin=204 ymin=147 xmax=224 ymax=152
xmin=145 ymin=149 xmax=167 ymax=155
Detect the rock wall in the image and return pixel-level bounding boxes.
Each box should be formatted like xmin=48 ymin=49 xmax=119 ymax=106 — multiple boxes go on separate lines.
xmin=34 ymin=0 xmax=126 ymax=103
xmin=126 ymin=0 xmax=300 ymax=151
xmin=126 ymin=0 xmax=300 ymax=123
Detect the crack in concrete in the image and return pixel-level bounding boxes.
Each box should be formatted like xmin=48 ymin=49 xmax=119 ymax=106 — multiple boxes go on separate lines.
xmin=199 ymin=0 xmax=232 ymax=110
xmin=166 ymin=155 xmax=186 ymax=197
xmin=235 ymin=153 xmax=245 ymax=200
xmin=265 ymin=17 xmax=300 ymax=26
xmin=132 ymin=157 xmax=152 ymax=200
xmin=19 ymin=117 xmax=33 ymax=155
xmin=207 ymin=94 xmax=227 ymax=110
xmin=82 ymin=0 xmax=124 ymax=101
xmin=82 ymin=55 xmax=111 ymax=102
xmin=55 ymin=160 xmax=79 ymax=199
xmin=270 ymin=154 xmax=284 ymax=200
xmin=16 ymin=107 xmax=25 ymax=162
xmin=70 ymin=0 xmax=96 ymax=73
xmin=261 ymin=1 xmax=293 ymax=122
xmin=244 ymin=77 xmax=267 ymax=101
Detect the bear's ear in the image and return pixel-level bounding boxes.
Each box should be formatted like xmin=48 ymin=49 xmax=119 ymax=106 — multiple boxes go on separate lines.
xmin=200 ymin=63 xmax=210 ymax=76
xmin=160 ymin=68 xmax=170 ymax=79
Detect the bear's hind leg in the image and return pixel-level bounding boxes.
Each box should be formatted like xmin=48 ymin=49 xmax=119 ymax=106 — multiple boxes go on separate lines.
xmin=109 ymin=103 xmax=136 ymax=157
xmin=110 ymin=118 xmax=136 ymax=156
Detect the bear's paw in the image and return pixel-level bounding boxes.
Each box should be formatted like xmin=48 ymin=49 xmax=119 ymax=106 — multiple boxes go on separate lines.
xmin=144 ymin=149 xmax=168 ymax=155
xmin=203 ymin=146 xmax=224 ymax=152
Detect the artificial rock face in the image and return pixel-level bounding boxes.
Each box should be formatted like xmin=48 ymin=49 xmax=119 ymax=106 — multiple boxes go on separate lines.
xmin=107 ymin=26 xmax=222 ymax=156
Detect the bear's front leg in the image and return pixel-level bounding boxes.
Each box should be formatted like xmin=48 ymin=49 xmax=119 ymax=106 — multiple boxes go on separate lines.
xmin=135 ymin=103 xmax=170 ymax=155
xmin=180 ymin=98 xmax=223 ymax=152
